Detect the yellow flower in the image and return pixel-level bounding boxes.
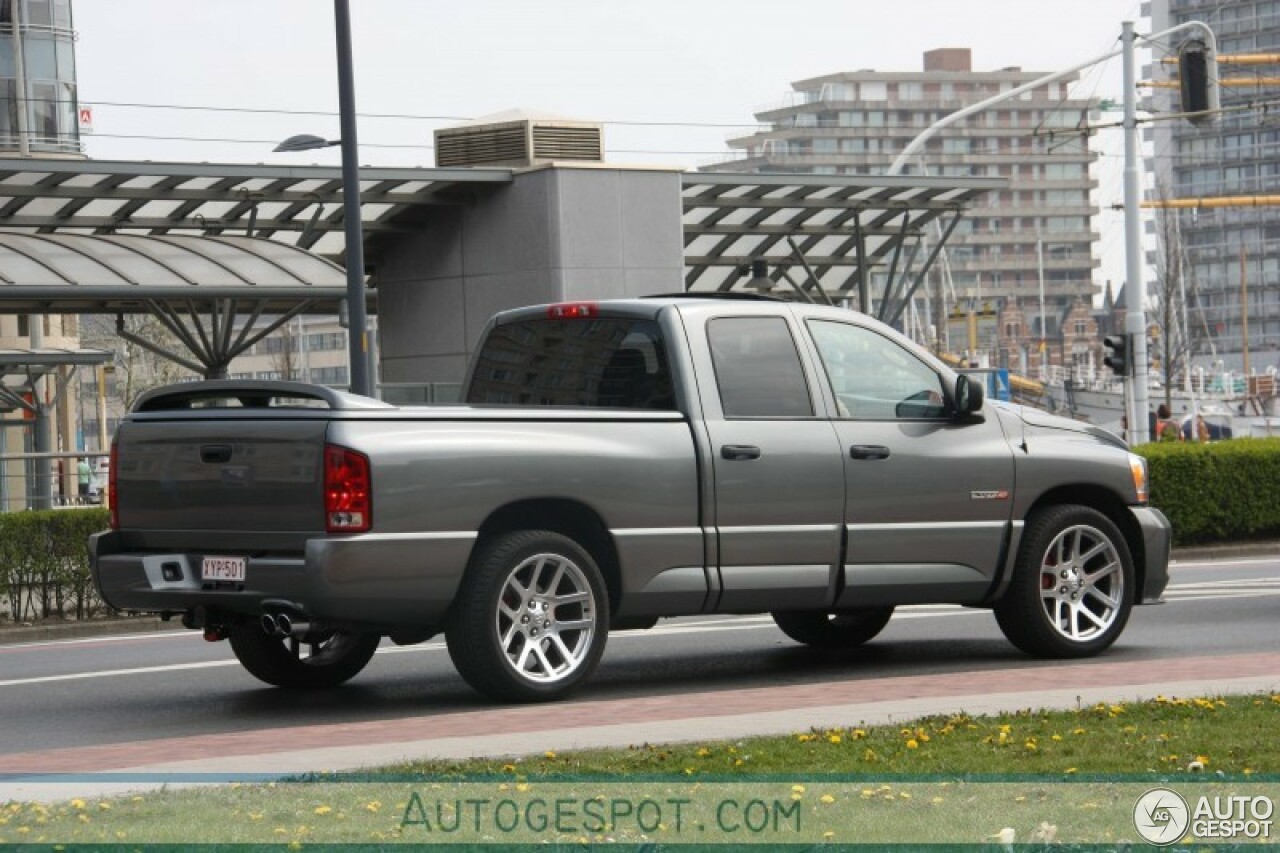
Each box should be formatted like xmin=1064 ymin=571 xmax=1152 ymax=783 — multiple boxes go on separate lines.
xmin=819 ymin=794 xmax=835 ymax=804
xmin=828 ymin=734 xmax=842 ymax=744
xmin=314 ymin=806 xmax=332 ymax=816
xmin=931 ymin=796 xmax=944 ymax=804
xmin=501 ymin=763 xmax=516 ymax=773
xmin=69 ymin=800 xmax=85 ymax=810
xmin=906 ymin=739 xmax=920 ymax=750
xmin=733 ymin=758 xmax=744 ymax=767
xmin=853 ymin=729 xmax=867 ymax=739
xmin=1014 ymin=795 xmax=1027 ymax=803
xmin=364 ymin=801 xmax=381 ymax=813
xmin=791 ymin=785 xmax=805 ymax=793
xmin=1065 ymin=768 xmax=1077 ymax=774
xmin=1050 ymin=734 xmax=1062 ymax=741
xmin=97 ymin=802 xmax=111 ymax=811
xmin=823 ymin=831 xmax=835 ymax=839
xmin=1196 ymin=754 xmax=1210 ymax=765
xmin=516 ymin=782 xmax=530 ymax=792
xmin=544 ymin=750 xmax=556 ymax=759
xmin=1072 ymin=728 xmax=1086 ymax=735
xmin=696 ymin=748 xmax=711 ymax=757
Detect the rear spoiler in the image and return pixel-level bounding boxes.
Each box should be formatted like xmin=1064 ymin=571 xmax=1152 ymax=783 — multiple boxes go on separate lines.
xmin=132 ymin=380 xmax=395 ymax=413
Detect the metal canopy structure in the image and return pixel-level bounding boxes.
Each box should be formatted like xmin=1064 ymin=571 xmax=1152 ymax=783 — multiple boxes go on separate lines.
xmin=0 ymin=158 xmax=515 ymax=378
xmin=0 ymin=347 xmax=112 ymax=413
xmin=0 ymin=158 xmax=515 ymax=261
xmin=681 ymin=173 xmax=1003 ymax=323
xmin=0 ymin=232 xmax=352 ymax=377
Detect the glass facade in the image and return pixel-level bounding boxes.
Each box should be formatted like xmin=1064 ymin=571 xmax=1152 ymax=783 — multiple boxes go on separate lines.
xmin=1148 ymin=0 xmax=1280 ymax=369
xmin=0 ymin=0 xmax=82 ymax=154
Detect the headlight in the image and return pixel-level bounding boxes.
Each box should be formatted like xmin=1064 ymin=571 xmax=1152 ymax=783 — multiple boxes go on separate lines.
xmin=1128 ymin=453 xmax=1148 ymax=503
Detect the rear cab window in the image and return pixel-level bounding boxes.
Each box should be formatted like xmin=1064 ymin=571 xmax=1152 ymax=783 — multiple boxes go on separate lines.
xmin=466 ymin=317 xmax=676 ymax=409
xmin=706 ymin=316 xmax=814 ymax=418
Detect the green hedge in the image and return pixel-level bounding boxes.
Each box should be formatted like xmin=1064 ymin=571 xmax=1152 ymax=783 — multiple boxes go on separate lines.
xmin=1136 ymin=437 xmax=1280 ymax=545
xmin=0 ymin=508 xmax=111 ymax=623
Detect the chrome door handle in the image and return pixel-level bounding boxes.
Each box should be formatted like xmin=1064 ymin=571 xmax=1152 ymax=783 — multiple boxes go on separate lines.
xmin=720 ymin=444 xmax=762 ymax=461
xmin=849 ymin=444 xmax=890 ymax=460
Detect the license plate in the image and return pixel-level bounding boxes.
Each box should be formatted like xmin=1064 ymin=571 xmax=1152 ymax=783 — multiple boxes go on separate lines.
xmin=201 ymin=556 xmax=246 ymax=583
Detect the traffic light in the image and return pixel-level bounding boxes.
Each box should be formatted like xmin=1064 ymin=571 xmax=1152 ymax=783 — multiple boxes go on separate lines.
xmin=1177 ymin=39 xmax=1219 ymax=126
xmin=1103 ymin=334 xmax=1129 ymax=376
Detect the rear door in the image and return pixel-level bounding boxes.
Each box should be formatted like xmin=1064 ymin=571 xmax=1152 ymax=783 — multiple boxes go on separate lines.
xmin=801 ymin=316 xmax=1015 ymax=606
xmin=683 ymin=306 xmax=844 ymax=612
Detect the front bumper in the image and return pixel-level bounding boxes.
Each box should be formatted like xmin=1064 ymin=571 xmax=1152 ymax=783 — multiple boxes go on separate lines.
xmin=1130 ymin=505 xmax=1172 ymax=604
xmin=89 ymin=530 xmax=476 ymax=630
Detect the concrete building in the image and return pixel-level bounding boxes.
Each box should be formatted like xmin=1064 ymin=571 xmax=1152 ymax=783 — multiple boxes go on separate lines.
xmin=1145 ymin=0 xmax=1280 ymax=373
xmin=706 ymin=48 xmax=1103 ymax=372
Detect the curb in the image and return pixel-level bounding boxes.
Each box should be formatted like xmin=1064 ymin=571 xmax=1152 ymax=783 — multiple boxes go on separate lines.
xmin=0 ymin=615 xmax=184 ymax=646
xmin=1171 ymin=540 xmax=1280 ymax=562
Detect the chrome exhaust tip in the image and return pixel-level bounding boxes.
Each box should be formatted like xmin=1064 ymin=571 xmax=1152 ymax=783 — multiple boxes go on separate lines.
xmin=260 ymin=613 xmax=281 ymax=636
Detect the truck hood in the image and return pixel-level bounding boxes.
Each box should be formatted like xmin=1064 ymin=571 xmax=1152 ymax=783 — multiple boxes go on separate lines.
xmin=991 ymin=401 xmax=1127 ymax=450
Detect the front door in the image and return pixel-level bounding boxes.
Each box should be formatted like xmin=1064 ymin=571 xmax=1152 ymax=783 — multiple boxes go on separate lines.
xmin=803 ymin=318 xmax=1015 ymax=606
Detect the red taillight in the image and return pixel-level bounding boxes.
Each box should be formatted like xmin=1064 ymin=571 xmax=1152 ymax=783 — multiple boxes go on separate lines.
xmin=324 ymin=444 xmax=371 ymax=534
xmin=547 ymin=302 xmax=598 ymax=320
xmin=108 ymin=441 xmax=119 ymax=530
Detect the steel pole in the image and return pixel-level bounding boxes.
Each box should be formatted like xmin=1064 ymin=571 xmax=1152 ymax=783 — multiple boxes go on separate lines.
xmin=334 ymin=0 xmax=370 ymax=396
xmin=1123 ymin=21 xmax=1151 ymax=445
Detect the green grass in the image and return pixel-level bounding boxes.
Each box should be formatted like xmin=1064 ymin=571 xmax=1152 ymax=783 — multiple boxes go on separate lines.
xmin=385 ymin=692 xmax=1280 ymax=778
xmin=2 ymin=692 xmax=1278 ymax=847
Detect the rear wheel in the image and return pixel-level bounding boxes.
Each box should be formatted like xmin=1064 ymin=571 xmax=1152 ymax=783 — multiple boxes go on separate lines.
xmin=771 ymin=607 xmax=895 ymax=649
xmin=446 ymin=530 xmax=609 ymax=702
xmin=994 ymin=504 xmax=1134 ymax=658
xmin=228 ymin=624 xmax=381 ymax=689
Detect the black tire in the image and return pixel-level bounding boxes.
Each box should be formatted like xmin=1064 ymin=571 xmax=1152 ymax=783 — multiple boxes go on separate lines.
xmin=446 ymin=530 xmax=609 ymax=702
xmin=994 ymin=503 xmax=1135 ymax=658
xmin=228 ymin=624 xmax=381 ymax=689
xmin=771 ymin=607 xmax=895 ymax=649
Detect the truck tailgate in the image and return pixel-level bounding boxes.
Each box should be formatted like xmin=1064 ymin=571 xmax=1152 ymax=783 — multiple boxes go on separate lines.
xmin=116 ymin=418 xmax=327 ymax=534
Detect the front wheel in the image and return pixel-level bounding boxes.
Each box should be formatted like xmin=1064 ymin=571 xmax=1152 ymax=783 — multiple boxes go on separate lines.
xmin=771 ymin=607 xmax=895 ymax=649
xmin=446 ymin=530 xmax=609 ymax=702
xmin=228 ymin=625 xmax=381 ymax=688
xmin=994 ymin=504 xmax=1134 ymax=658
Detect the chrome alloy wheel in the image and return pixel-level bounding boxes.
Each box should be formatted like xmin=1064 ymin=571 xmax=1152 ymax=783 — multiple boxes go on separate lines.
xmin=495 ymin=553 xmax=597 ymax=684
xmin=1038 ymin=524 xmax=1124 ymax=642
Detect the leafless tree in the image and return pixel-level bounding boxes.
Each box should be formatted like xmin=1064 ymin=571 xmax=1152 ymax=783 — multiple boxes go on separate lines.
xmin=79 ymin=314 xmax=190 ymax=411
xmin=272 ymin=320 xmax=298 ymax=380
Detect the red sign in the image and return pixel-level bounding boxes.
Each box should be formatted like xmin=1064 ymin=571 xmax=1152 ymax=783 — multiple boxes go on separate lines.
xmin=78 ymin=105 xmax=93 ymax=133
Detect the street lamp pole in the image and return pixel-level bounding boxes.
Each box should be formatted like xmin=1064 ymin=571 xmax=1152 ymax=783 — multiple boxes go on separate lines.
xmin=334 ymin=0 xmax=370 ymax=396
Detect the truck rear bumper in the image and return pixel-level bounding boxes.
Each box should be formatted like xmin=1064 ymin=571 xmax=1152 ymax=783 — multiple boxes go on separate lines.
xmin=1130 ymin=506 xmax=1172 ymax=604
xmin=89 ymin=530 xmax=476 ymax=630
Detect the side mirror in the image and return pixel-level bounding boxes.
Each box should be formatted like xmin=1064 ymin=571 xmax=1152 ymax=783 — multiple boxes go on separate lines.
xmin=954 ymin=374 xmax=984 ymax=416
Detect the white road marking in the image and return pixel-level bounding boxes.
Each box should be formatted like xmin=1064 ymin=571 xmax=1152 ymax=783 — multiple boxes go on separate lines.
xmin=1171 ymin=557 xmax=1280 ymax=568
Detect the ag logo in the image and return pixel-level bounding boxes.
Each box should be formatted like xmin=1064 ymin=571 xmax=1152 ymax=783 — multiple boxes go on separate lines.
xmin=1134 ymin=787 xmax=1190 ymax=845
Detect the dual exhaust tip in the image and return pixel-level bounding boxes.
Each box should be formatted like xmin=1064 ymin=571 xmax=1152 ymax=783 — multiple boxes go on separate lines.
xmin=261 ymin=610 xmax=311 ymax=638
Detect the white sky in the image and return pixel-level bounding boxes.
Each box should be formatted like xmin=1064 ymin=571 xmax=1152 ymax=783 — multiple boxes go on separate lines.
xmin=72 ymin=0 xmax=1156 ymax=292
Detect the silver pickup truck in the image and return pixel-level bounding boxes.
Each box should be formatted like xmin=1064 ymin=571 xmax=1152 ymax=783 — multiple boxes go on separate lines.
xmin=91 ymin=296 xmax=1171 ymax=702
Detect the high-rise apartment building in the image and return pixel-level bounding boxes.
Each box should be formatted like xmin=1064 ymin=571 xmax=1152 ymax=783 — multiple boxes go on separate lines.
xmin=1145 ymin=0 xmax=1280 ymax=372
xmin=706 ymin=49 xmax=1103 ymax=371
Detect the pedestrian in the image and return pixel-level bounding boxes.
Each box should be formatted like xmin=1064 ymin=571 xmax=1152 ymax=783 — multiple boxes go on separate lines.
xmin=1154 ymin=404 xmax=1178 ymax=441
xmin=77 ymin=458 xmax=92 ymax=502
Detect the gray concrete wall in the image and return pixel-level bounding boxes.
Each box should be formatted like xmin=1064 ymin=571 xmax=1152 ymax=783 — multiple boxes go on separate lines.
xmin=376 ymin=165 xmax=684 ymax=388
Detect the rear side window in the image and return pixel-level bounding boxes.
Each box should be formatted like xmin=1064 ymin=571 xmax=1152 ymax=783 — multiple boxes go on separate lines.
xmin=707 ymin=317 xmax=813 ymax=417
xmin=466 ymin=318 xmax=676 ymax=409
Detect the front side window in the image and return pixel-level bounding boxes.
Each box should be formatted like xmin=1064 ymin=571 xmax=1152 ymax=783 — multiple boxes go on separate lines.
xmin=707 ymin=317 xmax=813 ymax=418
xmin=808 ymin=320 xmax=947 ymax=420
xmin=467 ymin=317 xmax=675 ymax=410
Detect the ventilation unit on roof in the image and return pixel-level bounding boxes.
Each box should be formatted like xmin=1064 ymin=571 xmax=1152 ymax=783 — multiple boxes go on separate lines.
xmin=434 ymin=112 xmax=605 ymax=168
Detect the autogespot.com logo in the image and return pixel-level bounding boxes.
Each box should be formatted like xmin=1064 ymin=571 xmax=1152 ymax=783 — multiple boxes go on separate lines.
xmin=1134 ymin=788 xmax=1191 ymax=846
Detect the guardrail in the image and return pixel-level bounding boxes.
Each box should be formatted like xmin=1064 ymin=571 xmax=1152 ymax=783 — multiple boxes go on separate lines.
xmin=0 ymin=451 xmax=110 ymax=514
